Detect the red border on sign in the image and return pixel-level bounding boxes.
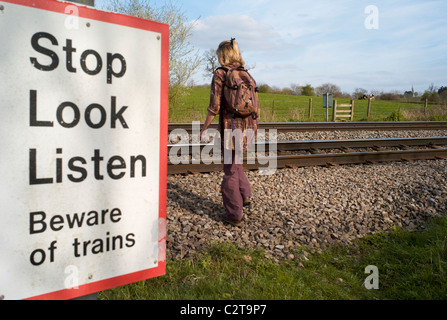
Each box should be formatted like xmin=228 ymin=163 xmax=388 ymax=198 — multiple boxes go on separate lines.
xmin=2 ymin=0 xmax=169 ymax=300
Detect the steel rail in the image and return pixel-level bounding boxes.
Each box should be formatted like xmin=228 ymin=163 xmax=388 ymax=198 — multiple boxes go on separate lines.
xmin=168 ymin=121 xmax=447 ymax=133
xmin=270 ymin=148 xmax=447 ymax=170
xmin=168 ymin=136 xmax=447 ymax=155
xmin=267 ymin=136 xmax=447 ymax=152
xmin=167 ymin=148 xmax=447 ymax=175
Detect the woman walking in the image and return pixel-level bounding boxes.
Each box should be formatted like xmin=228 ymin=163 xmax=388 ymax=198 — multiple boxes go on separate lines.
xmin=200 ymin=39 xmax=259 ymax=226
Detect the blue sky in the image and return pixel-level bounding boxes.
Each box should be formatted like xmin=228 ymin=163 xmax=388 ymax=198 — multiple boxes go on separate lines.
xmin=96 ymin=0 xmax=447 ymax=95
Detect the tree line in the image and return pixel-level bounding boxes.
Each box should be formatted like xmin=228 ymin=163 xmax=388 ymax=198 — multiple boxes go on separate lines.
xmin=253 ymin=83 xmax=447 ymax=103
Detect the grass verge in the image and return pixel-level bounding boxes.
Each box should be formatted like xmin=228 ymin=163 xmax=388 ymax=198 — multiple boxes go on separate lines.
xmin=99 ymin=216 xmax=447 ymax=300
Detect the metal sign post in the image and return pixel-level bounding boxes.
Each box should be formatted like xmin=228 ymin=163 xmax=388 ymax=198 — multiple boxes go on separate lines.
xmin=0 ymin=0 xmax=169 ymax=300
xmin=323 ymin=93 xmax=333 ymax=122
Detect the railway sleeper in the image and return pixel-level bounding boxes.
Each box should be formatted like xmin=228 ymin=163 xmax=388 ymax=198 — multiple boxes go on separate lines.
xmin=341 ymin=146 xmax=356 ymax=152
xmin=372 ymin=146 xmax=386 ymax=151
xmin=309 ymin=148 xmax=322 ymax=154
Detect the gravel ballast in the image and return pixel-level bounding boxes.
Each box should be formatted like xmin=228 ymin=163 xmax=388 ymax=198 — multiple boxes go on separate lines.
xmin=166 ymin=130 xmax=447 ymax=260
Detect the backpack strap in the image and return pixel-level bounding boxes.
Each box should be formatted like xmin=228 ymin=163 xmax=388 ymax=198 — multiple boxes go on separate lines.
xmin=218 ymin=66 xmax=247 ymax=90
xmin=215 ymin=67 xmax=227 ymax=143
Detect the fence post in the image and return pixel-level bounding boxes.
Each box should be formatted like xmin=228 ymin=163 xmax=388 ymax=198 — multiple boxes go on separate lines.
xmin=332 ymin=100 xmax=337 ymax=121
xmin=424 ymin=99 xmax=428 ymax=115
xmin=308 ymin=98 xmax=312 ymax=120
xmin=367 ymin=98 xmax=372 ymax=120
xmin=350 ymin=100 xmax=354 ymax=121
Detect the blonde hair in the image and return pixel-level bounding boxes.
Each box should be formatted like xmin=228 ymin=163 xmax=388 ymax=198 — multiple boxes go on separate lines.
xmin=216 ymin=39 xmax=245 ymax=68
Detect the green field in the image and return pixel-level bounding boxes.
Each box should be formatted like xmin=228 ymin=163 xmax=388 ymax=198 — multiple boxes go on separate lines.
xmin=169 ymin=87 xmax=446 ymax=123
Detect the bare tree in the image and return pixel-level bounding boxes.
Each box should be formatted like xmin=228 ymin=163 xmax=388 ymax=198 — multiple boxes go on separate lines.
xmin=353 ymin=88 xmax=368 ymax=99
xmin=290 ymin=83 xmax=301 ymax=95
xmin=316 ymin=83 xmax=342 ymax=97
xmin=101 ymin=0 xmax=201 ymax=107
xmin=202 ymin=48 xmax=218 ymax=80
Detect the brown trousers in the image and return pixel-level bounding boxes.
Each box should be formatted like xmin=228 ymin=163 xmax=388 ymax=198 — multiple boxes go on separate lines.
xmin=221 ymin=151 xmax=251 ymax=221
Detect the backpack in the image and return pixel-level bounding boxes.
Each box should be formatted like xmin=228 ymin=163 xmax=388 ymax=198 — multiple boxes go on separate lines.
xmin=219 ymin=66 xmax=259 ymax=119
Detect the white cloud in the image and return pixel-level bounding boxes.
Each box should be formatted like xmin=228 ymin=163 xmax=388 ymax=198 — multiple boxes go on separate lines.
xmin=191 ymin=14 xmax=283 ymax=53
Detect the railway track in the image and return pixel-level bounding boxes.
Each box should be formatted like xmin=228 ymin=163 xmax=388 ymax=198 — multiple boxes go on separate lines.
xmin=165 ymin=123 xmax=447 ymax=260
xmin=168 ymin=121 xmax=447 ymax=133
xmin=167 ymin=136 xmax=447 ymax=174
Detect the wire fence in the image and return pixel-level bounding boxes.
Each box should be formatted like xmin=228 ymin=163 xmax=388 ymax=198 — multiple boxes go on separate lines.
xmin=171 ymin=93 xmax=447 ymax=123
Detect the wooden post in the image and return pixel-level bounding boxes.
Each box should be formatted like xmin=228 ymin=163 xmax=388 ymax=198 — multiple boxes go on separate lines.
xmin=272 ymin=100 xmax=275 ymax=118
xmin=350 ymin=100 xmax=354 ymax=121
xmin=332 ymin=100 xmax=337 ymax=121
xmin=367 ymin=98 xmax=371 ymax=120
xmin=424 ymin=98 xmax=428 ymax=115
xmin=308 ymin=98 xmax=312 ymax=120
